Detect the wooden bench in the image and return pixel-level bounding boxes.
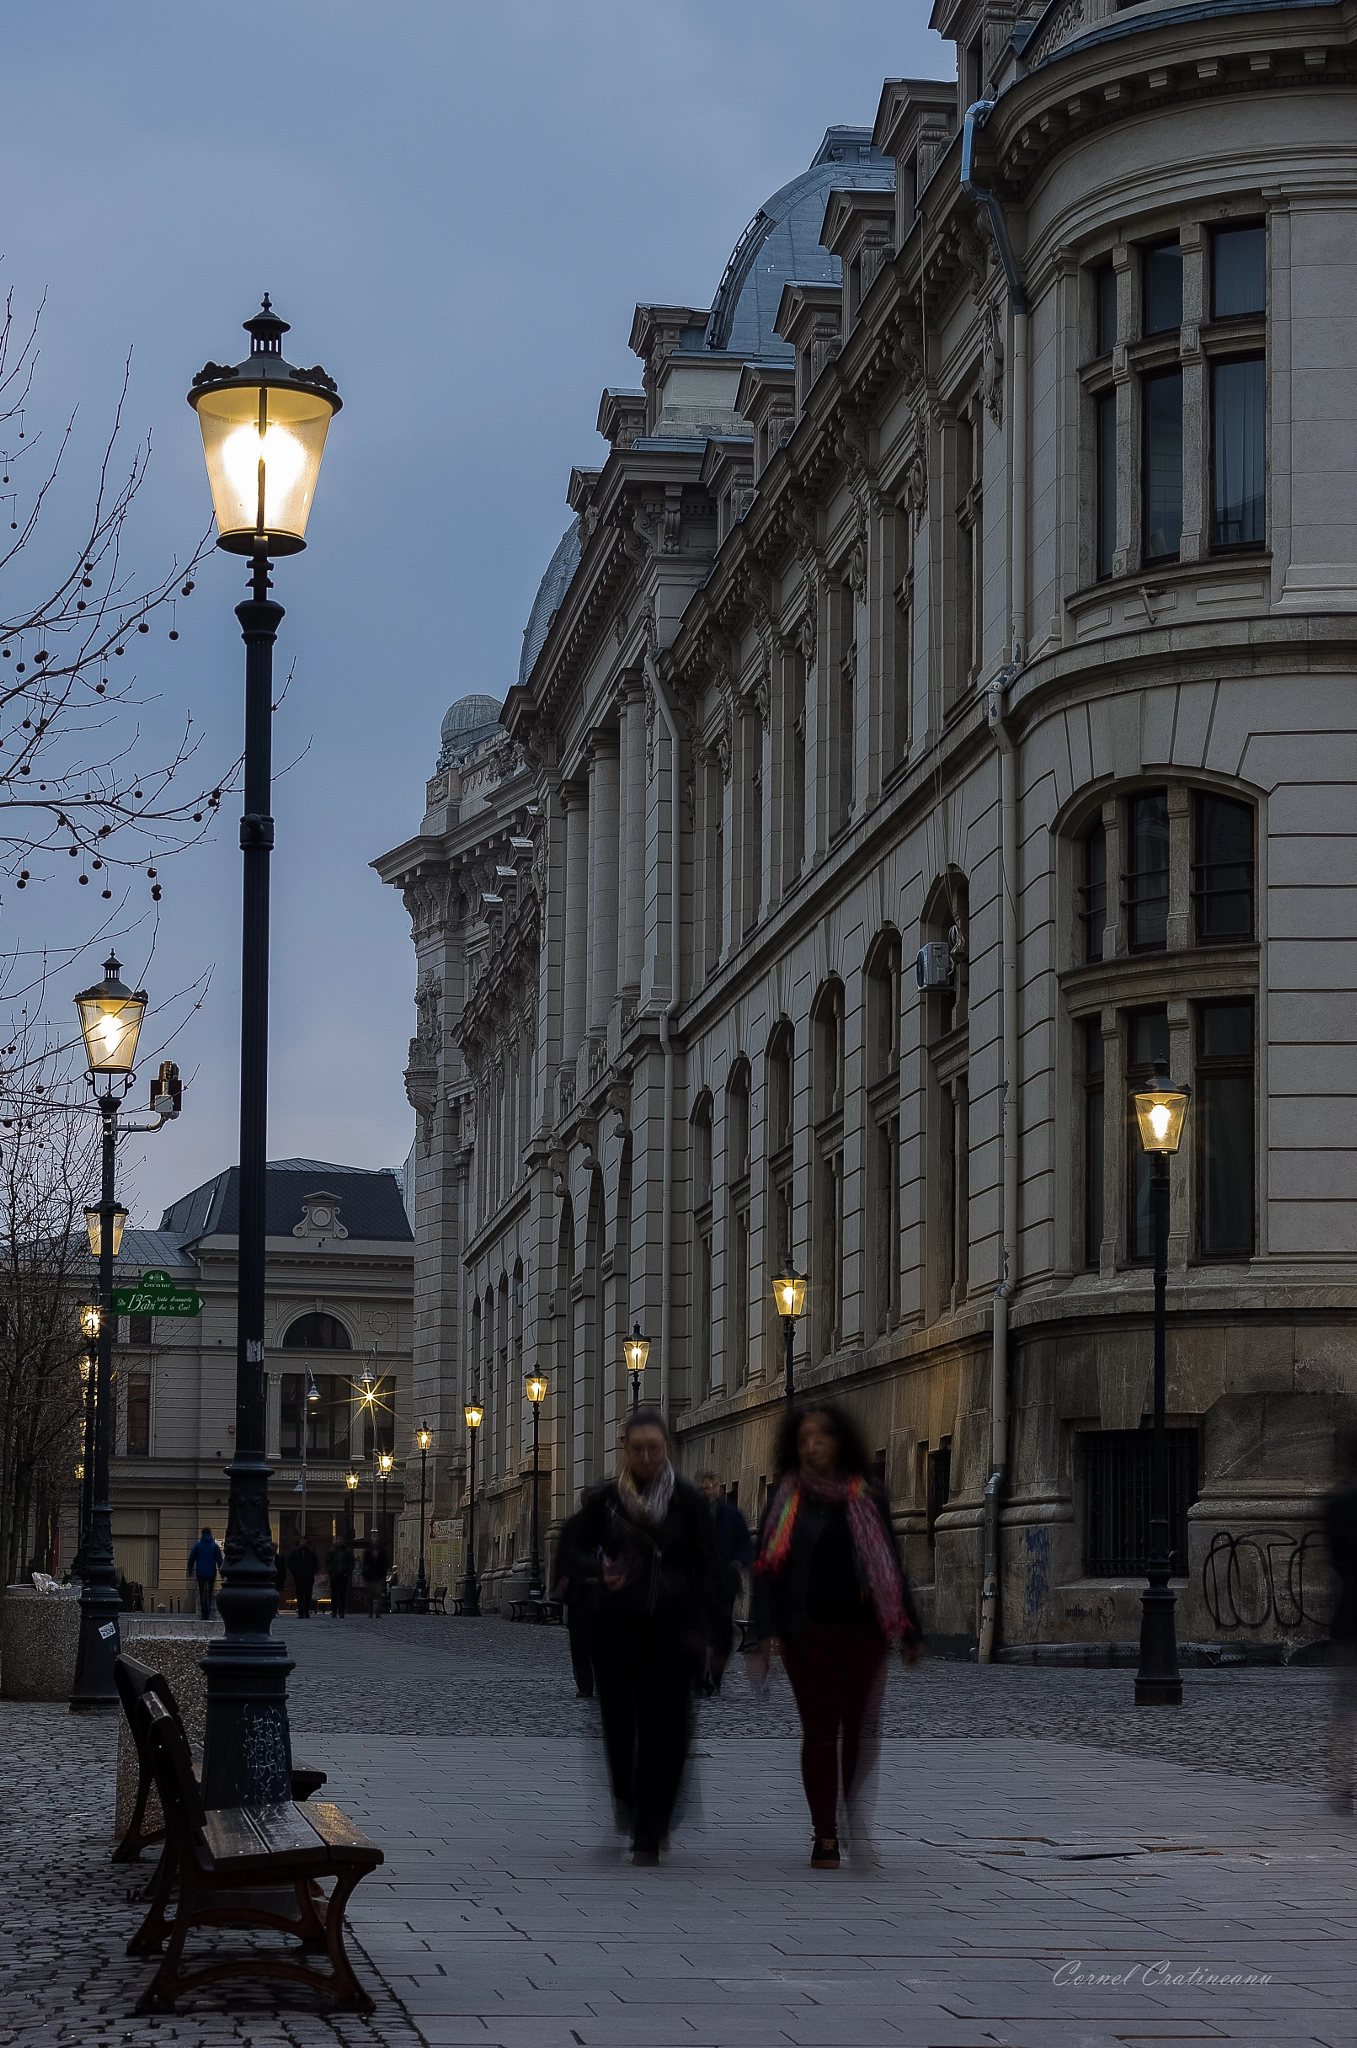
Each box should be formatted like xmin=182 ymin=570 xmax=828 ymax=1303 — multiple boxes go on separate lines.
xmin=389 ymin=1584 xmax=415 ymax=1614
xmin=430 ymin=1584 xmax=448 ymax=1613
xmin=129 ymin=1692 xmax=382 ymax=2015
xmin=112 ymin=1654 xmax=327 ymax=1866
xmin=508 ymin=1595 xmax=564 ymax=1624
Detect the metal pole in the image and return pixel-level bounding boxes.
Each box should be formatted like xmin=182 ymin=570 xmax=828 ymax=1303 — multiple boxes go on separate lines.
xmin=1135 ymin=1149 xmax=1182 ymax=1705
xmin=200 ymin=554 xmax=294 ymax=1806
xmin=529 ymin=1403 xmax=542 ymax=1601
xmin=630 ymin=1370 xmax=640 ymax=1415
xmin=414 ymin=1446 xmax=429 ymax=1611
xmin=74 ymin=1348 xmax=96 ymax=1579
xmin=462 ymin=1428 xmax=481 ymax=1617
xmin=299 ymin=1387 xmax=308 ymax=1559
xmin=783 ymin=1314 xmax=795 ymax=1412
xmin=71 ymin=1096 xmax=121 ymax=1709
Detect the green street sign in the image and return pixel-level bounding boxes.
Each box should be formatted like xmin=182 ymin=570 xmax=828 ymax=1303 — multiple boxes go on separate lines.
xmin=112 ymin=1268 xmax=203 ymax=1319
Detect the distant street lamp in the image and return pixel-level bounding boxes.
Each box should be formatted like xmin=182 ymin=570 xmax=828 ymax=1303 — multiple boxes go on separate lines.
xmin=1131 ymin=1055 xmax=1190 ymax=1708
xmin=771 ymin=1261 xmax=808 ymax=1413
xmin=379 ymin=1448 xmax=394 ymax=1534
xmin=293 ymin=1370 xmax=320 ymax=1558
xmin=413 ymin=1426 xmax=432 ymax=1613
xmin=344 ymin=1469 xmax=360 ymax=1540
xmin=70 ymin=956 xmax=179 ymax=1711
xmin=622 ymin=1324 xmax=650 ymax=1414
xmin=462 ymin=1400 xmax=483 ymax=1619
xmin=189 ymin=298 xmax=340 ymax=1809
xmin=525 ymin=1373 xmax=548 ymax=1601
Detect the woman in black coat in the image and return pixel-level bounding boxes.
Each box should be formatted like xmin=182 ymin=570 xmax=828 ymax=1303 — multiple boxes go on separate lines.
xmin=570 ymin=1407 xmax=730 ymax=1864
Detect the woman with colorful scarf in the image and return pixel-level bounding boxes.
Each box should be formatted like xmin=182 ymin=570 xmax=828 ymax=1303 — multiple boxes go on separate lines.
xmin=747 ymin=1403 xmax=921 ymax=1869
xmin=568 ymin=1407 xmax=730 ymax=1865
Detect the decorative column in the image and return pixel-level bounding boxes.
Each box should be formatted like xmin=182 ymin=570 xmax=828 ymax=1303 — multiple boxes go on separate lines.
xmin=586 ymin=738 xmax=620 ymax=1037
xmin=561 ymin=787 xmax=589 ymax=1066
xmin=620 ymin=688 xmax=646 ymax=994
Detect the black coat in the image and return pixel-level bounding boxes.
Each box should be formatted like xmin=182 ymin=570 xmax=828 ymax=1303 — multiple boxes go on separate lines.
xmin=748 ymin=1481 xmax=921 ymax=1644
xmin=286 ymin=1545 xmax=318 ymax=1585
xmin=570 ymin=1476 xmax=732 ymax=1655
xmin=325 ymin=1543 xmax=354 ymax=1583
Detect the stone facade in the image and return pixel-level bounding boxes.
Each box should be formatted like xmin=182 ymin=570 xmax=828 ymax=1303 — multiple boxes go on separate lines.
xmin=377 ymin=3 xmax=1357 ymax=1650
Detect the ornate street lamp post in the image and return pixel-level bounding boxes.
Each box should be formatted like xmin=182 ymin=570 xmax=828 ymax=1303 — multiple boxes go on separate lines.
xmin=189 ymin=299 xmax=340 ymax=1807
xmin=1131 ymin=1055 xmax=1190 ymax=1708
xmin=70 ymin=957 xmax=179 ymax=1709
xmin=344 ymin=1469 xmax=359 ymax=1541
xmin=413 ymin=1426 xmax=432 ymax=1612
xmin=462 ymin=1400 xmax=483 ymax=1618
xmin=73 ymin=1319 xmax=99 ymax=1577
xmin=379 ymin=1449 xmax=394 ymax=1532
xmin=771 ymin=1261 xmax=808 ymax=1413
xmin=525 ymin=1373 xmax=547 ymax=1601
xmin=622 ymin=1324 xmax=649 ymax=1415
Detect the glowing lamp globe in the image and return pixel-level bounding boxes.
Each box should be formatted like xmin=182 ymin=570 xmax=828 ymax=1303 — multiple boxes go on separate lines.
xmin=75 ymin=955 xmax=147 ymax=1077
xmin=79 ymin=1304 xmax=102 ymax=1341
xmin=416 ymin=1426 xmax=433 ymax=1452
xmin=1132 ymin=1057 xmax=1191 ymax=1156
xmin=85 ymin=1205 xmax=127 ymax=1259
xmin=188 ymin=299 xmax=341 ymax=557
xmin=772 ymin=1262 xmax=808 ymax=1321
xmin=525 ymin=1371 xmax=548 ymax=1407
xmin=623 ymin=1325 xmax=650 ymax=1377
xmin=464 ymin=1400 xmax=484 ymax=1431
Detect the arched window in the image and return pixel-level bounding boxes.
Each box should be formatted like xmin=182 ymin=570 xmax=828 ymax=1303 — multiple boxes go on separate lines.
xmin=282 ymin=1311 xmax=351 ymax=1350
xmin=810 ymin=981 xmax=847 ymax=1358
xmin=766 ymin=1023 xmax=795 ymax=1297
xmin=691 ymin=1093 xmax=714 ymax=1397
xmin=726 ymin=1061 xmax=751 ymax=1387
xmin=865 ymin=932 xmax=903 ymax=1335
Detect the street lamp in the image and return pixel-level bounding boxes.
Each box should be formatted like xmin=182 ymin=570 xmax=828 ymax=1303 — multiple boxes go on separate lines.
xmin=462 ymin=1399 xmax=483 ymax=1619
xmin=525 ymin=1372 xmax=547 ymax=1601
xmin=74 ymin=1342 xmax=96 ymax=1578
xmin=379 ymin=1449 xmax=394 ymax=1534
xmin=70 ymin=956 xmax=178 ymax=1711
xmin=1131 ymin=1054 xmax=1190 ymax=1708
xmin=293 ymin=1370 xmax=320 ymax=1560
xmin=189 ymin=300 xmax=340 ymax=1807
xmin=622 ymin=1324 xmax=650 ymax=1414
xmin=771 ymin=1260 xmax=808 ymax=1412
xmin=344 ymin=1469 xmax=359 ymax=1540
xmin=413 ymin=1426 xmax=432 ymax=1613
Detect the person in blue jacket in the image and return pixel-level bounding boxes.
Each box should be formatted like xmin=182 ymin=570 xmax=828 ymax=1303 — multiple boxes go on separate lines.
xmin=186 ymin=1526 xmax=223 ymax=1620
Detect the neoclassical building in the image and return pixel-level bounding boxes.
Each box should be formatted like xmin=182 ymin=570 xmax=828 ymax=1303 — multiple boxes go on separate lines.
xmin=378 ymin=0 xmax=1357 ymax=1652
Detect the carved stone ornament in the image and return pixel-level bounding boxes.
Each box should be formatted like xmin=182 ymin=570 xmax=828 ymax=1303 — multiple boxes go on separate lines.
xmin=900 ymin=443 xmax=928 ymax=529
xmin=753 ymin=656 xmax=771 ymax=732
xmin=892 ymin=320 xmax=925 ymax=392
xmin=848 ymin=501 xmax=869 ymax=603
xmin=402 ymin=870 xmax=454 ymax=942
xmin=788 ymin=492 xmax=819 ymax=568
xmin=798 ymin=581 xmax=818 ymax=666
xmin=982 ymin=300 xmax=1005 ymax=428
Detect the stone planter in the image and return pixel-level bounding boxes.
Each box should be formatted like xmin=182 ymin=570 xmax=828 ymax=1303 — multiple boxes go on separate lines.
xmin=114 ymin=1622 xmax=217 ymax=1841
xmin=0 ymin=1585 xmax=82 ymax=1700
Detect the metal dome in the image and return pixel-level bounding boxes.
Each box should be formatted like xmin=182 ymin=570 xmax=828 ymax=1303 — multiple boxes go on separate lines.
xmin=436 ymin=692 xmax=504 ymax=772
xmin=517 ymin=518 xmax=582 ymax=692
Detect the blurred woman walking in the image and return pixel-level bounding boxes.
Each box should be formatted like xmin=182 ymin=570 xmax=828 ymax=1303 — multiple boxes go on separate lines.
xmin=570 ymin=1408 xmax=730 ymax=1865
xmin=746 ymin=1403 xmax=921 ymax=1869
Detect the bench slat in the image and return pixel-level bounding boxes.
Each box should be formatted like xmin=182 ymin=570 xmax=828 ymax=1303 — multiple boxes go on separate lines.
xmin=304 ymin=1801 xmax=382 ymax=1857
xmin=202 ymin=1806 xmax=264 ymax=1865
xmin=245 ymin=1802 xmax=330 ymax=1861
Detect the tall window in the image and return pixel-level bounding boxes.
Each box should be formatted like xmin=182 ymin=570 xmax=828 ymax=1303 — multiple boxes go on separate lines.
xmin=834 ymin=579 xmax=855 ymax=836
xmin=1143 ymin=370 xmax=1183 ymax=561
xmin=1084 ymin=1019 xmax=1105 ymax=1268
xmin=1095 ymin=262 xmax=1118 ymax=355
xmin=281 ymin=1373 xmax=353 ymax=1460
xmin=1126 ymin=791 xmax=1169 ymax=951
xmin=692 ymin=1094 xmax=713 ymax=1396
xmin=1194 ymin=794 xmax=1254 ymax=942
xmin=1211 ymin=357 xmax=1265 ymax=549
xmin=867 ymin=935 xmax=903 ymax=1335
xmin=767 ymin=1025 xmax=794 ymax=1322
xmin=1143 ymin=240 xmax=1182 ymax=334
xmin=1126 ymin=1007 xmax=1169 ymax=1260
xmin=126 ymin=1375 xmax=150 ymax=1457
xmin=787 ymin=649 xmax=806 ymax=886
xmin=1096 ymin=389 xmax=1117 ymax=579
xmin=1212 ymin=224 xmax=1265 ymax=319
xmin=889 ymin=505 xmax=912 ymax=764
xmin=727 ymin=1062 xmax=751 ymax=1384
xmin=1198 ymin=1001 xmax=1254 ymax=1258
xmin=954 ymin=410 xmax=982 ymax=690
xmin=1081 ymin=820 xmax=1107 ymax=961
xmin=812 ymin=982 xmax=846 ymax=1358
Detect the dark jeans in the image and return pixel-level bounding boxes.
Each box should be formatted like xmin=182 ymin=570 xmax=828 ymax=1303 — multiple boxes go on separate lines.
xmin=294 ymin=1578 xmax=314 ymax=1619
xmin=566 ymin=1597 xmax=593 ymax=1696
xmin=591 ymin=1610 xmax=694 ymax=1852
xmin=196 ymin=1578 xmax=214 ymax=1621
xmin=330 ymin=1575 xmax=350 ymax=1618
xmin=781 ymin=1620 xmax=889 ymax=1839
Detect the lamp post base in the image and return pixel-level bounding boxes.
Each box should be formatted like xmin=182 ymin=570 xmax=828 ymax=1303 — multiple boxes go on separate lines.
xmin=1134 ymin=1582 xmax=1182 ymax=1707
xmin=460 ymin=1572 xmax=481 ymax=1619
xmin=413 ymin=1568 xmax=429 ymax=1615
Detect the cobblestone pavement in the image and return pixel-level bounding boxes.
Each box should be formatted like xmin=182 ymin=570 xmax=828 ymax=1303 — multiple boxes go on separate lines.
xmin=1 ymin=1617 xmax=1346 ymax=2048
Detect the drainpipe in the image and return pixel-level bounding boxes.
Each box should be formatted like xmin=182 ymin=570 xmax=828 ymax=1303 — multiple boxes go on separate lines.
xmin=644 ymin=643 xmax=683 ymax=1416
xmin=966 ymin=95 xmax=1028 ymax=1664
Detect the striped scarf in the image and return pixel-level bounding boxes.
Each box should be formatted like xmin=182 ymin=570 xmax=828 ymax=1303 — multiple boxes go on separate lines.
xmin=617 ymin=1458 xmax=675 ymax=1528
xmin=755 ymin=1471 xmax=910 ymax=1640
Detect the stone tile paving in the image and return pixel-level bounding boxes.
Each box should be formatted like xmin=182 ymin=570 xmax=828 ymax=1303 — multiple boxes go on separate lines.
xmin=1 ymin=1616 xmax=1349 ymax=2048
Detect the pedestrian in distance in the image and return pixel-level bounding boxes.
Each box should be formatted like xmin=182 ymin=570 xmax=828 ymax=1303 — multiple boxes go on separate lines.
xmin=360 ymin=1529 xmax=390 ymax=1617
xmin=287 ymin=1536 xmax=320 ymax=1619
xmin=552 ymin=1487 xmax=597 ymax=1698
xmin=1322 ymin=1426 xmax=1357 ymax=1812
xmin=746 ymin=1403 xmax=922 ymax=1871
xmin=326 ymin=1535 xmax=355 ymax=1619
xmin=697 ymin=1471 xmax=752 ymax=1694
xmin=570 ymin=1407 xmax=731 ymax=1866
xmin=186 ymin=1526 xmax=223 ymax=1621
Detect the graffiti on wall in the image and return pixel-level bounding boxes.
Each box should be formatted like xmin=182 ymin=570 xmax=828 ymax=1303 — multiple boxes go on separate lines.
xmin=1201 ymin=1528 xmax=1335 ymax=1632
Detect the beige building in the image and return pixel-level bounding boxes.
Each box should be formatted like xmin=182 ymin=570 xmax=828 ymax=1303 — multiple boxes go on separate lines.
xmin=378 ymin=0 xmax=1357 ymax=1652
xmin=103 ymin=1160 xmax=414 ymax=1607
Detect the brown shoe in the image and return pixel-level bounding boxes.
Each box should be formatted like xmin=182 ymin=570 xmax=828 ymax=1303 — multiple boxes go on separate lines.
xmin=810 ymin=1834 xmax=840 ymax=1869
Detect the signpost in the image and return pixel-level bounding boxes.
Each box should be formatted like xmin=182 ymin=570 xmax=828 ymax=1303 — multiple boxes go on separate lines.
xmin=111 ymin=1269 xmax=204 ymax=1319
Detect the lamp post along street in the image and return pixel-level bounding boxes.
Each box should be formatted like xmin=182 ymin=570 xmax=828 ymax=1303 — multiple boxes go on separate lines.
xmin=1131 ymin=1056 xmax=1189 ymax=1707
xmin=189 ymin=300 xmax=340 ymax=1807
xmin=74 ymin=1338 xmax=97 ymax=1579
xmin=771 ymin=1262 xmax=808 ymax=1413
xmin=525 ymin=1373 xmax=547 ymax=1602
xmin=345 ymin=1470 xmax=359 ymax=1541
xmin=623 ymin=1324 xmax=649 ymax=1416
xmin=414 ymin=1427 xmax=432 ymax=1612
xmin=462 ymin=1401 xmax=483 ymax=1618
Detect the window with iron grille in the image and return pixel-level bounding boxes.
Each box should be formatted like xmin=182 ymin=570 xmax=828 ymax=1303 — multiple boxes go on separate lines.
xmin=1084 ymin=1427 xmax=1198 ymax=1574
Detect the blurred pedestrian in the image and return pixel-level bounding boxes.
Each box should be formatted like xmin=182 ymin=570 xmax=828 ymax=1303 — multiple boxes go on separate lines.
xmin=1323 ymin=1427 xmax=1357 ymax=1812
xmin=287 ymin=1536 xmax=320 ymax=1618
xmin=326 ymin=1535 xmax=355 ymax=1618
xmin=698 ymin=1471 xmax=751 ymax=1693
xmin=570 ymin=1408 xmax=729 ymax=1864
xmin=746 ymin=1404 xmax=921 ymax=1870
xmin=552 ymin=1488 xmax=596 ymax=1698
xmin=186 ymin=1526 xmax=222 ymax=1621
xmin=360 ymin=1529 xmax=390 ymax=1617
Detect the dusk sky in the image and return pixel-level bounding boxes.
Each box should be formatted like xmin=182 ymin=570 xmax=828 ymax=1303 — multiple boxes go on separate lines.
xmin=5 ymin=2 xmax=945 ymax=1224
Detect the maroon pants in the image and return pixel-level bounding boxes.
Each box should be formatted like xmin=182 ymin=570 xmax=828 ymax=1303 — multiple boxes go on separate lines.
xmin=781 ymin=1621 xmax=888 ymax=1838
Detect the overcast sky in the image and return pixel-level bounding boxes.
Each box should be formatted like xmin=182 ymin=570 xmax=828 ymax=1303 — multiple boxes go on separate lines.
xmin=5 ymin=1 xmax=947 ymax=1224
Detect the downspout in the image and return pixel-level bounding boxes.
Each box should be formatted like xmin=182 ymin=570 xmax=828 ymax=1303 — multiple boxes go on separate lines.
xmin=966 ymin=96 xmax=1027 ymax=1663
xmin=644 ymin=643 xmax=683 ymax=1416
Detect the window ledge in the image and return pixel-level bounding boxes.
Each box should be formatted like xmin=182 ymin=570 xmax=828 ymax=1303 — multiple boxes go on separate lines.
xmin=1061 ymin=942 xmax=1258 ymax=1012
xmin=1067 ymin=550 xmax=1273 ymax=621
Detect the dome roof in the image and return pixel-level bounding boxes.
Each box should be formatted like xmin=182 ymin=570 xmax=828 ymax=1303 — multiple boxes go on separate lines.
xmin=517 ymin=517 xmax=581 ymax=691
xmin=436 ymin=692 xmax=504 ymax=771
xmin=705 ymin=127 xmax=892 ymax=359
